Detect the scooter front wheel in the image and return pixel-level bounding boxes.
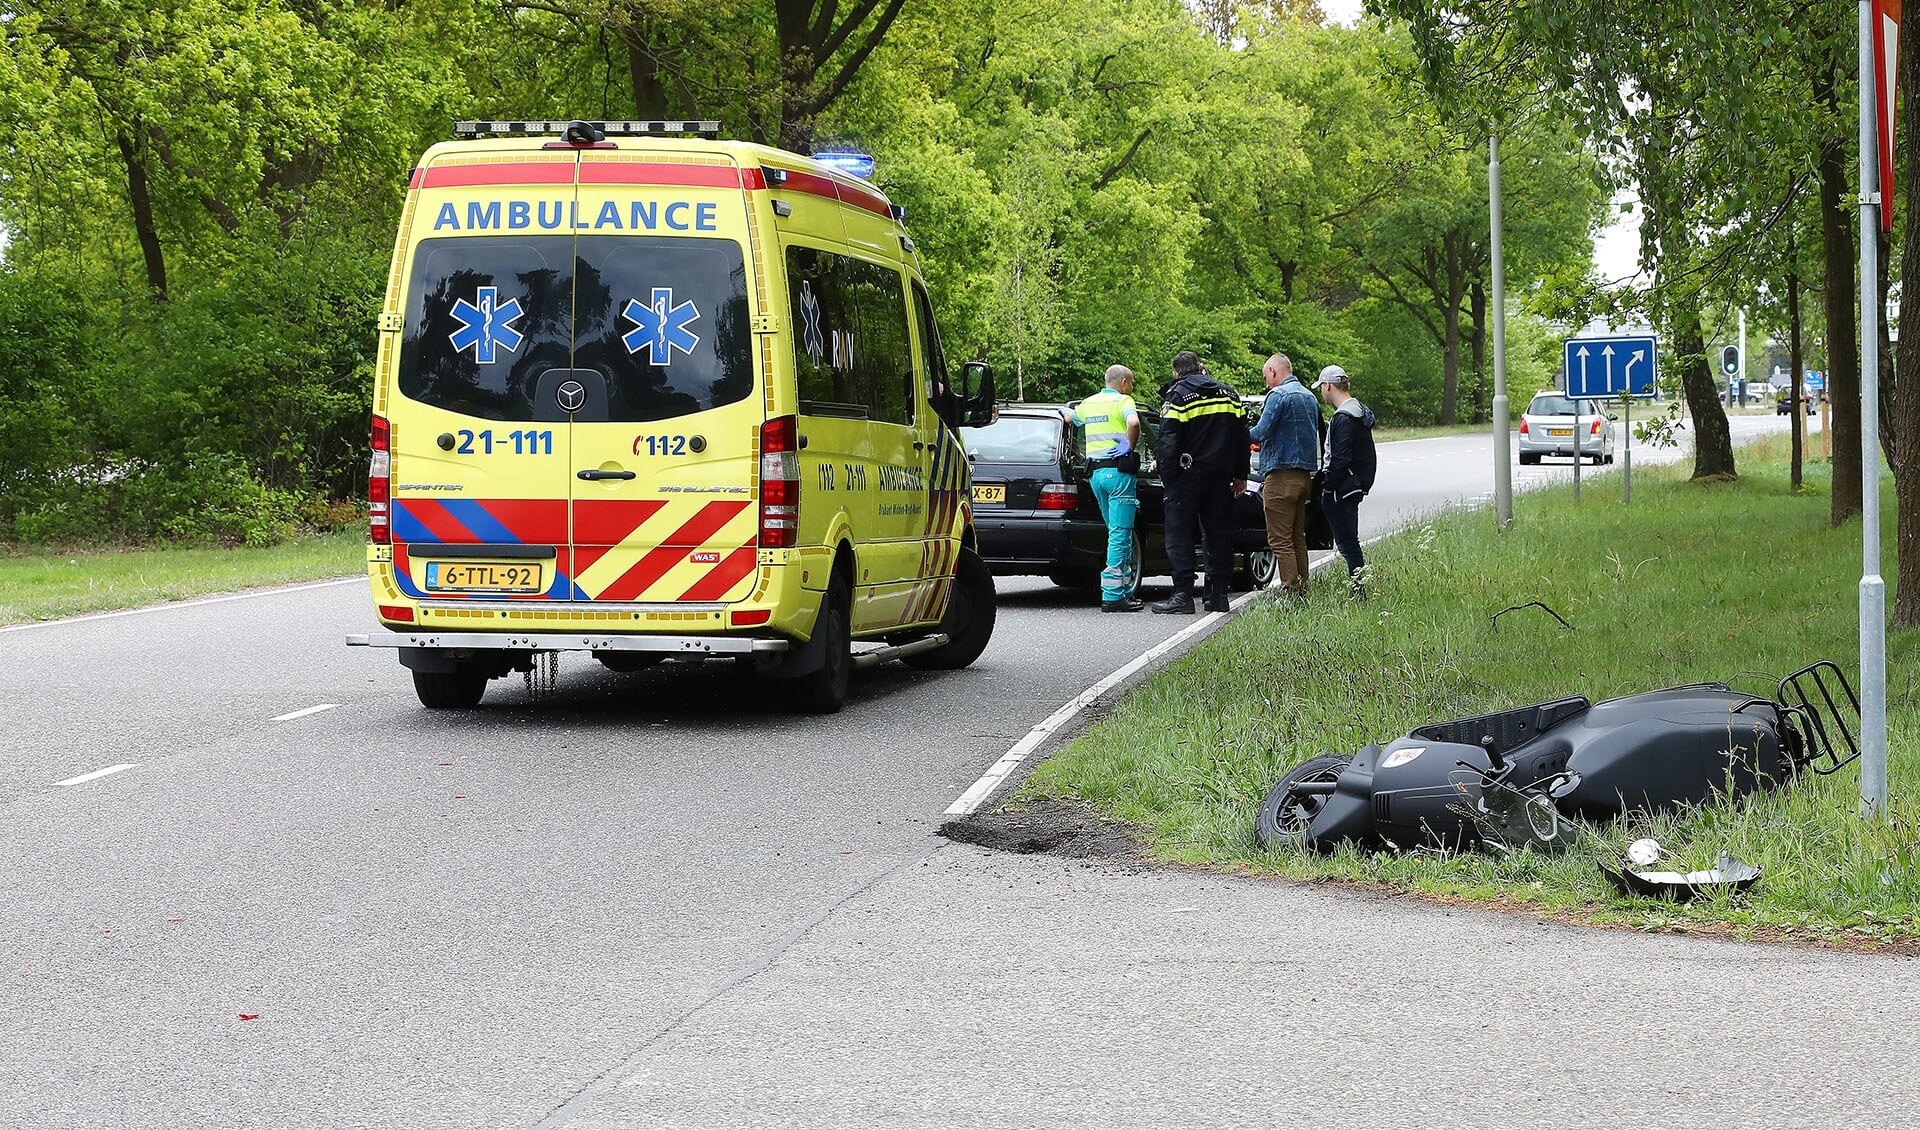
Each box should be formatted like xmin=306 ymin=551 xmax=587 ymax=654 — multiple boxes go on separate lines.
xmin=1254 ymin=754 xmax=1351 ymax=851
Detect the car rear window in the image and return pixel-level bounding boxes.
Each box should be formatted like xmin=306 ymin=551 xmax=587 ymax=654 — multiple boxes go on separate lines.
xmin=1529 ymin=395 xmax=1579 ymax=416
xmin=398 ymin=235 xmax=752 ymax=423
xmin=962 ymin=415 xmax=1062 ymax=464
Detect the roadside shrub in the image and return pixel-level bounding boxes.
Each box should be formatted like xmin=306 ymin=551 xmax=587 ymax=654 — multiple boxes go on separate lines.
xmin=10 ymin=456 xmax=305 ymax=547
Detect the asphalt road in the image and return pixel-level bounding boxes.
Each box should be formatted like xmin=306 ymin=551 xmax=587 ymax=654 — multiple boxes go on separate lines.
xmin=7 ymin=408 xmax=1907 ymax=1130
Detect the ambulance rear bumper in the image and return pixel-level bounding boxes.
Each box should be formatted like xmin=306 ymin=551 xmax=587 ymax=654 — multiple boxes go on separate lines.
xmin=345 ymin=632 xmax=790 ymax=655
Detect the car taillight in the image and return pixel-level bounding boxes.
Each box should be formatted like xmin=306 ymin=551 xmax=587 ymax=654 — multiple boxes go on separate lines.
xmin=1590 ymin=418 xmax=1603 ymax=436
xmin=369 ymin=414 xmax=391 ymax=545
xmin=759 ymin=414 xmax=800 ymax=548
xmin=1518 ymin=418 xmax=1529 ymax=435
xmin=1036 ymin=483 xmax=1078 ymax=511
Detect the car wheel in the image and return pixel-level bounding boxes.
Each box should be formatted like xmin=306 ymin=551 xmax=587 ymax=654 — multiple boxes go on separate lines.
xmin=1519 ymin=453 xmax=1539 ymax=466
xmin=903 ymin=548 xmax=997 ymax=671
xmin=413 ymin=668 xmax=486 ymax=709
xmin=1235 ymin=549 xmax=1277 ymax=591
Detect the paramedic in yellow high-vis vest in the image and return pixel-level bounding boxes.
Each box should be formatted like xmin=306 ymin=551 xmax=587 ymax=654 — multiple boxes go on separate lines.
xmin=1062 ymin=365 xmax=1145 ymax=612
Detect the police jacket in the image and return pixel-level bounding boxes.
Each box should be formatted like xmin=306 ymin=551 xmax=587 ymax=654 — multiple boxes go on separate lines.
xmin=1155 ymin=372 xmax=1251 ymax=485
xmin=1248 ymin=377 xmax=1322 ymax=477
xmin=1322 ymin=397 xmax=1378 ymax=501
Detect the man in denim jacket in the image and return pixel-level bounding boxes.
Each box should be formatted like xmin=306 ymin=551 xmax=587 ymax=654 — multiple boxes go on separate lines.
xmin=1248 ymin=353 xmax=1322 ymax=595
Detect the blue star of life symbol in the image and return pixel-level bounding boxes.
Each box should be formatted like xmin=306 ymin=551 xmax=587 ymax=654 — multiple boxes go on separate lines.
xmin=448 ymin=285 xmax=525 ymax=364
xmin=621 ymin=287 xmax=702 ymax=364
xmin=799 ymin=281 xmax=825 ymax=366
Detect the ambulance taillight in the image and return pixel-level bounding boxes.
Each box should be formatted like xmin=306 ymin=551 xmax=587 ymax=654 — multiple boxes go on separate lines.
xmin=759 ymin=415 xmax=800 ymax=548
xmin=369 ymin=415 xmax=391 ymax=545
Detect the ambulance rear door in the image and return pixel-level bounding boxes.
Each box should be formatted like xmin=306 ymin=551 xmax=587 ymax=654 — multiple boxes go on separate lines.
xmin=389 ymin=149 xmax=580 ymax=604
xmin=564 ymin=154 xmax=762 ymax=605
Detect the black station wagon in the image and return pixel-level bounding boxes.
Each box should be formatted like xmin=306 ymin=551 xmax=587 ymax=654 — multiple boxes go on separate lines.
xmin=962 ymin=403 xmax=1328 ymax=592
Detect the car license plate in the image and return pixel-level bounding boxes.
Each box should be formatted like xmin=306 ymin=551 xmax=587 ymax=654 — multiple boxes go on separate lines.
xmin=424 ymin=561 xmax=542 ymax=593
xmin=1547 ymin=427 xmax=1572 ymax=437
xmin=972 ymin=484 xmax=1006 ymax=505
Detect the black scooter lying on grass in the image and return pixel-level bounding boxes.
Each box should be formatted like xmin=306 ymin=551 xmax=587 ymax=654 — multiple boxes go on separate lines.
xmin=1255 ymin=661 xmax=1860 ymax=854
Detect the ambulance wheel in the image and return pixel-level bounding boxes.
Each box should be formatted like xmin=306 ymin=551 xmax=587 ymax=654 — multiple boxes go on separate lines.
xmin=789 ymin=580 xmax=852 ymax=714
xmin=413 ymin=668 xmax=486 ymax=709
xmin=1254 ymin=754 xmax=1350 ymax=851
xmin=903 ymin=548 xmax=996 ymax=671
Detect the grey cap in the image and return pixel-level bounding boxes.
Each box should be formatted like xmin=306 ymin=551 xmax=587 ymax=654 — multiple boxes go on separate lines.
xmin=1316 ymin=364 xmax=1349 ymax=386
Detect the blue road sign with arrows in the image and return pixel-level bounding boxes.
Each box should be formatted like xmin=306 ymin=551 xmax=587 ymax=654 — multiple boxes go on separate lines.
xmin=1563 ymin=334 xmax=1658 ymax=398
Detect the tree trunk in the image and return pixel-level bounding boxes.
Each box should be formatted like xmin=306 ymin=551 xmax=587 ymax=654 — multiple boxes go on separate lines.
xmin=1469 ymin=277 xmax=1488 ymax=424
xmin=1788 ymin=249 xmax=1804 ymax=493
xmin=1893 ymin=9 xmax=1920 ymax=627
xmin=1640 ymin=95 xmax=1733 ymax=478
xmin=1815 ymin=68 xmax=1862 ymax=523
xmin=116 ymin=126 xmax=167 ymax=299
xmin=623 ymin=24 xmax=672 ymax=119
xmin=1673 ymin=298 xmax=1735 ymax=477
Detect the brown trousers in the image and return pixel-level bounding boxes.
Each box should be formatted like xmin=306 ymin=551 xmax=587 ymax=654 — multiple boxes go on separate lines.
xmin=1260 ymin=468 xmax=1313 ymax=590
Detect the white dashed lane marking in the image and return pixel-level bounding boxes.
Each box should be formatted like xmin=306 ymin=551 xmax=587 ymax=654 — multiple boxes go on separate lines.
xmin=55 ymin=764 xmax=138 ymax=787
xmin=271 ymin=703 xmax=342 ymax=722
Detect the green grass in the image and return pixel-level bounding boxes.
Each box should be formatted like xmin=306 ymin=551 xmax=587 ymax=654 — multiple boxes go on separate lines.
xmin=1022 ymin=436 xmax=1920 ymax=948
xmin=0 ymin=528 xmax=365 ymax=625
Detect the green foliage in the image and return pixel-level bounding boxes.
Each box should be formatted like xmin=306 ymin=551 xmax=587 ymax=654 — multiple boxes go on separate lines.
xmin=0 ymin=1 xmax=1611 ymax=542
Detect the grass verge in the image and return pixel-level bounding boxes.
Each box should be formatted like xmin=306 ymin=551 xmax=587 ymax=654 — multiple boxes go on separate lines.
xmin=0 ymin=528 xmax=365 ymax=626
xmin=1021 ymin=435 xmax=1920 ymax=949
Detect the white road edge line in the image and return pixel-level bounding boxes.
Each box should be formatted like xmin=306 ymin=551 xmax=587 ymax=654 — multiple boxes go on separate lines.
xmin=271 ymin=703 xmax=342 ymax=722
xmin=0 ymin=576 xmax=362 ymax=635
xmin=944 ymin=590 xmax=1256 ymax=817
xmin=56 ymin=764 xmax=139 ymax=787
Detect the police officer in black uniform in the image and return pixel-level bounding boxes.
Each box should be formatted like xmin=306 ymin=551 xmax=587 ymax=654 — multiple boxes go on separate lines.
xmin=1150 ymin=350 xmax=1250 ymax=614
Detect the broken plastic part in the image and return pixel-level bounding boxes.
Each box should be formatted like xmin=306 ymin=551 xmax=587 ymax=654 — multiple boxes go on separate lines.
xmin=1602 ymin=854 xmax=1762 ymax=900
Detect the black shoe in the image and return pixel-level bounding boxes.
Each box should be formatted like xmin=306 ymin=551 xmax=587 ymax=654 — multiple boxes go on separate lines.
xmin=1102 ymin=596 xmax=1145 ymax=613
xmin=1202 ymin=594 xmax=1231 ymax=613
xmin=1149 ymin=591 xmax=1195 ymax=615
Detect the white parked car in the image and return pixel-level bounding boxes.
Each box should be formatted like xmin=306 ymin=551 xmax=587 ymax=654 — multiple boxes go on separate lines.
xmin=1518 ymin=392 xmax=1616 ymax=465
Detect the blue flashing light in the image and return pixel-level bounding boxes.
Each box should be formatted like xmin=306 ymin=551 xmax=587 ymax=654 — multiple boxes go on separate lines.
xmin=812 ymin=150 xmax=876 ymax=180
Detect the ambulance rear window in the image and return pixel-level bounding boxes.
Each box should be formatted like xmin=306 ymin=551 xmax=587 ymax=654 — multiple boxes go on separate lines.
xmin=398 ymin=235 xmax=752 ymax=423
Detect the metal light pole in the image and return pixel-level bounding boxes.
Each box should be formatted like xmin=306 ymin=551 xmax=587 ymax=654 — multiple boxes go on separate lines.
xmin=1490 ymin=135 xmax=1512 ymax=529
xmin=1857 ymin=0 xmax=1888 ymax=816
xmin=1737 ymin=307 xmax=1747 ymax=399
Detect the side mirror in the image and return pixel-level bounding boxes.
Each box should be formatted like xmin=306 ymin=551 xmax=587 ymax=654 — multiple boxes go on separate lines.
xmin=960 ymin=360 xmax=995 ymax=428
xmin=1607 ymin=413 xmax=1619 ymax=421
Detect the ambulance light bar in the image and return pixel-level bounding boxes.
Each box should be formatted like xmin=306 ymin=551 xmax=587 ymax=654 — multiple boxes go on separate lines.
xmin=812 ymin=149 xmax=877 ymax=180
xmin=454 ymin=120 xmax=722 ymax=140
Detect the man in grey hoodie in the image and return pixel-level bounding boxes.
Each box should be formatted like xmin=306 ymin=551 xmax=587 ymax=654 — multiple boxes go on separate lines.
xmin=1315 ymin=365 xmax=1377 ymax=598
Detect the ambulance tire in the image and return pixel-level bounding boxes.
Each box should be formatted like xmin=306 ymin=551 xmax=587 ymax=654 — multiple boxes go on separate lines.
xmin=413 ymin=668 xmax=487 ymax=709
xmin=788 ymin=579 xmax=852 ymax=714
xmin=902 ymin=548 xmax=996 ymax=671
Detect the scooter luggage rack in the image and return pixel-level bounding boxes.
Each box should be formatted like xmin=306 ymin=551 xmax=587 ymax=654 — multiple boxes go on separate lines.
xmin=1776 ymin=660 xmax=1861 ymax=774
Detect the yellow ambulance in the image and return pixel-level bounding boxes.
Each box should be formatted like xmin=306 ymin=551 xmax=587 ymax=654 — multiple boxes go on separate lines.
xmin=346 ymin=120 xmax=997 ymax=713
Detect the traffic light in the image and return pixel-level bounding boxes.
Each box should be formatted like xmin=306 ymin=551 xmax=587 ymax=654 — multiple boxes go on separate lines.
xmin=1721 ymin=345 xmax=1740 ymax=376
